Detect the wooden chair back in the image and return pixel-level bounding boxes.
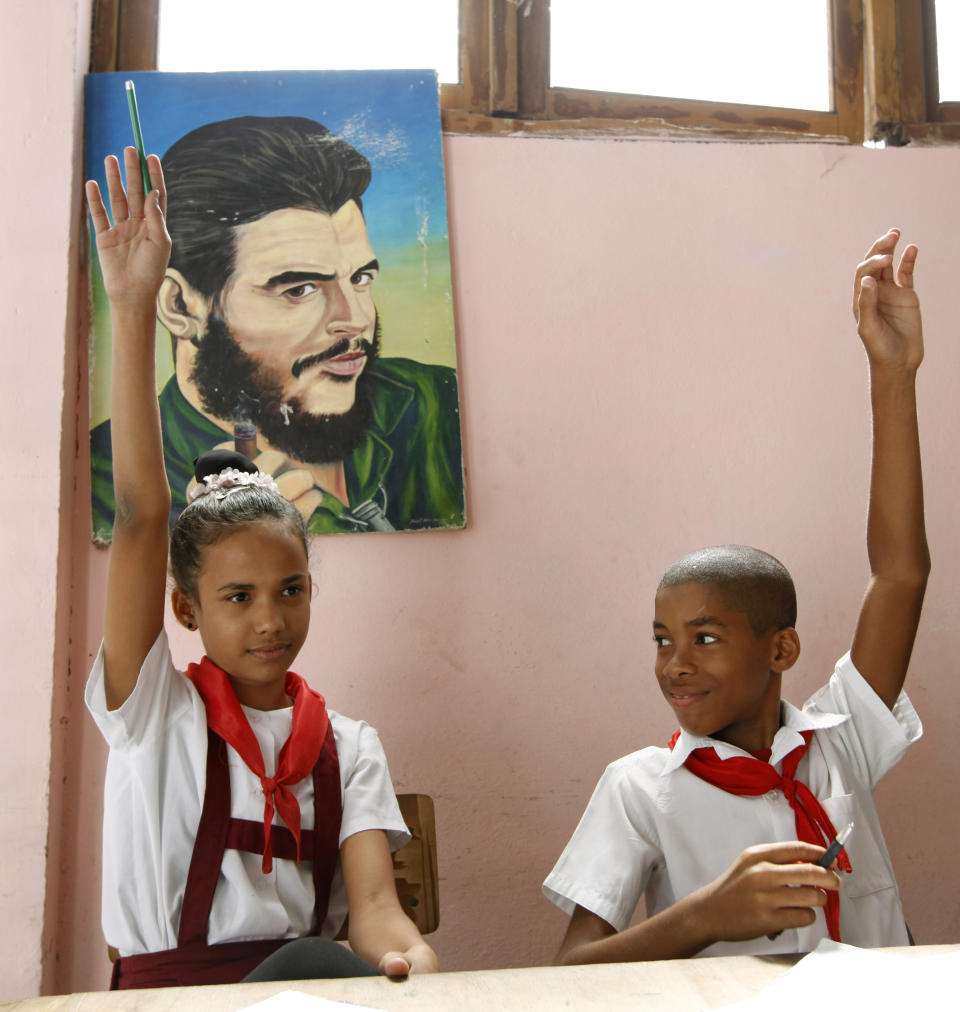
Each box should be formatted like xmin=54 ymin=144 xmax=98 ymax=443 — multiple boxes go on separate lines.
xmin=393 ymin=793 xmax=439 ymax=934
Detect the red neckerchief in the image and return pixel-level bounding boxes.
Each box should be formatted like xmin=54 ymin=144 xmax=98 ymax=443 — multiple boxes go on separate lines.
xmin=187 ymin=656 xmax=330 ymax=874
xmin=669 ymin=728 xmax=852 ymax=942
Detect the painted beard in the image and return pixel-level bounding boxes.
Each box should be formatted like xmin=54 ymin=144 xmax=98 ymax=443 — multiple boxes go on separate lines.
xmin=190 ymin=313 xmax=380 ymax=465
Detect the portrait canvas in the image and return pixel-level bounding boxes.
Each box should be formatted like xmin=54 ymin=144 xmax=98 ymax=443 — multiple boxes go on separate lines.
xmin=85 ymin=70 xmax=465 ymax=539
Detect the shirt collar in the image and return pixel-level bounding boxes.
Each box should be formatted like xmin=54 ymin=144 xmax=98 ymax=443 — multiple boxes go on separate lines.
xmin=662 ymin=700 xmax=849 ymax=775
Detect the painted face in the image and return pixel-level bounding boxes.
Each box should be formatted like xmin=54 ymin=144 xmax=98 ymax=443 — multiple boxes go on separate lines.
xmin=191 ymin=520 xmax=311 ymax=709
xmin=653 ymin=582 xmax=782 ymax=749
xmin=216 ymin=201 xmax=379 ymax=419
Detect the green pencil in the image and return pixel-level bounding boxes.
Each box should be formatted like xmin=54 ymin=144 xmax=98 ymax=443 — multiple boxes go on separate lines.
xmin=124 ymin=79 xmax=152 ymax=194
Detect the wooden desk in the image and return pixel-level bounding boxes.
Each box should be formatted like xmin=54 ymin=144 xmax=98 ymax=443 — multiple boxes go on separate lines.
xmin=3 ymin=946 xmax=957 ymax=1011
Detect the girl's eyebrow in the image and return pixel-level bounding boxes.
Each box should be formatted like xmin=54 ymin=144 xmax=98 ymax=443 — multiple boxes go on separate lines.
xmin=216 ymin=574 xmax=307 ymax=592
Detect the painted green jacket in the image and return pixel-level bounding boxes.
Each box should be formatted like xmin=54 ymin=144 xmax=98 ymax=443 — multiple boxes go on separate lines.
xmin=90 ymin=358 xmax=465 ymax=539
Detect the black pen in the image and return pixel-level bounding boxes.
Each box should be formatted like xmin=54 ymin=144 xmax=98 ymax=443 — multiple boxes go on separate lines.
xmin=767 ymin=822 xmax=855 ymax=941
xmin=816 ymin=821 xmax=854 ymax=867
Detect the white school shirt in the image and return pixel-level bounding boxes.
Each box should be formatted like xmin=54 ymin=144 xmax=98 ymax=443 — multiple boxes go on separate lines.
xmin=542 ymin=653 xmax=921 ymax=956
xmin=85 ymin=631 xmax=409 ymax=957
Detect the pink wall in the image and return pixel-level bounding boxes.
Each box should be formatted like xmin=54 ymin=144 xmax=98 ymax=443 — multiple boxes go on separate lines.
xmin=7 ymin=6 xmax=960 ymax=997
xmin=0 ymin=0 xmax=91 ymax=999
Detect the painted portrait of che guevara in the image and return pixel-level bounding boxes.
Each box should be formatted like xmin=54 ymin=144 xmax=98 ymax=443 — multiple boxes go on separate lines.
xmin=86 ymin=71 xmax=465 ymax=537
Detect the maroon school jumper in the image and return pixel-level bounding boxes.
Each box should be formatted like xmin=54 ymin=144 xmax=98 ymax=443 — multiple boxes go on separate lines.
xmin=112 ymin=724 xmax=341 ymax=989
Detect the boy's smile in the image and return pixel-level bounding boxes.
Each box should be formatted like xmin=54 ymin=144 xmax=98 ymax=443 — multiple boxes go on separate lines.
xmin=653 ymin=582 xmax=796 ymax=752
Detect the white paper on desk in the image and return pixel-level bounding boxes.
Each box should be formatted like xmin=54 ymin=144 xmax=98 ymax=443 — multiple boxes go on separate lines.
xmin=707 ymin=939 xmax=960 ymax=1011
xmin=238 ymin=990 xmax=384 ymax=1012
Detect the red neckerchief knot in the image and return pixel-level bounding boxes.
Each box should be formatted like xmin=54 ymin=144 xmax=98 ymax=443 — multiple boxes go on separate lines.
xmin=187 ymin=655 xmax=330 ymax=873
xmin=668 ymin=728 xmax=852 ymax=942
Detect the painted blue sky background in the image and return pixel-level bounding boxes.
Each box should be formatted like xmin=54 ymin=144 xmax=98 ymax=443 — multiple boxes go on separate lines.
xmin=84 ymin=70 xmax=448 ymax=251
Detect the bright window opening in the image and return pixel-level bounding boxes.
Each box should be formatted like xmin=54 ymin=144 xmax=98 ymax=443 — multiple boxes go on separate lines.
xmin=157 ymin=0 xmax=460 ymax=82
xmin=550 ymin=0 xmax=832 ymax=111
xmin=936 ymin=0 xmax=960 ymax=100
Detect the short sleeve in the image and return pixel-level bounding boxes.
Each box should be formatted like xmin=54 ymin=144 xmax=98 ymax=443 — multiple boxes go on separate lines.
xmin=803 ymin=651 xmax=922 ymax=789
xmin=84 ymin=631 xmax=197 ymax=749
xmin=542 ymin=760 xmax=661 ymax=932
xmin=333 ymin=716 xmax=410 ymax=852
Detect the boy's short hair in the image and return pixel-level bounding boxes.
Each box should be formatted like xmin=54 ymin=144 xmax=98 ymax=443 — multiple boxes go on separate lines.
xmin=658 ymin=545 xmax=797 ymax=636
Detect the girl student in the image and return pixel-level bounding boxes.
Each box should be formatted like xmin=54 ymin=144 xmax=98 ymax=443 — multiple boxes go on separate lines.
xmin=84 ymin=147 xmax=438 ymax=988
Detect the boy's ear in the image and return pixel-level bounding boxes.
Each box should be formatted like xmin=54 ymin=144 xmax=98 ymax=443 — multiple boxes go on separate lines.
xmin=158 ymin=269 xmax=211 ymax=345
xmin=171 ymin=588 xmax=199 ymax=631
xmin=770 ymin=628 xmax=801 ymax=673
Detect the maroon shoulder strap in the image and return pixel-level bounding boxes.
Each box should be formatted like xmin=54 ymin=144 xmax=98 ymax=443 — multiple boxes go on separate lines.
xmin=309 ymin=718 xmax=342 ymax=929
xmin=178 ymin=729 xmax=231 ymax=946
xmin=177 ymin=722 xmax=341 ymax=947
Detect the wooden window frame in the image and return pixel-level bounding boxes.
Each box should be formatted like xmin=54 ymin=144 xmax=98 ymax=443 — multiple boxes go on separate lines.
xmin=91 ymin=0 xmax=960 ymax=145
xmin=863 ymin=0 xmax=960 ymax=143
xmin=91 ymin=0 xmax=158 ymax=74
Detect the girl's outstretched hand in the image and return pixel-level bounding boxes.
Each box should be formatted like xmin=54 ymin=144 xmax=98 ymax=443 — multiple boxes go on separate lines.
xmin=853 ymin=228 xmax=923 ymax=373
xmin=378 ymin=941 xmax=439 ymax=979
xmin=85 ymin=146 xmax=170 ymax=308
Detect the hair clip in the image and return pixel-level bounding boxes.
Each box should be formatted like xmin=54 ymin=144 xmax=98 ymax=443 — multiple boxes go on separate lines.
xmin=188 ymin=467 xmax=280 ymax=504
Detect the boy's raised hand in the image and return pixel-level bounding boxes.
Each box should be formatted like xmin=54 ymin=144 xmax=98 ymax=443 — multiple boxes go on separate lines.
xmin=854 ymin=228 xmax=923 ymax=372
xmin=85 ymin=146 xmax=170 ymax=308
xmin=849 ymin=229 xmax=928 ymax=709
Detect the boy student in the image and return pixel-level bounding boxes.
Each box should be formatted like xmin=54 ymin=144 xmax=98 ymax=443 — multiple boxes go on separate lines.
xmin=543 ymin=230 xmax=929 ymax=961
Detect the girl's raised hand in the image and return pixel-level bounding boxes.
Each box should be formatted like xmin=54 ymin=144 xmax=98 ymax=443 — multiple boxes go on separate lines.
xmin=85 ymin=146 xmax=170 ymax=308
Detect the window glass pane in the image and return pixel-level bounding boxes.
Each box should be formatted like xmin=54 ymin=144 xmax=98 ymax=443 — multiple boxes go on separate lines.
xmin=158 ymin=0 xmax=459 ymax=83
xmin=936 ymin=0 xmax=960 ymax=100
xmin=550 ymin=0 xmax=831 ymax=111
